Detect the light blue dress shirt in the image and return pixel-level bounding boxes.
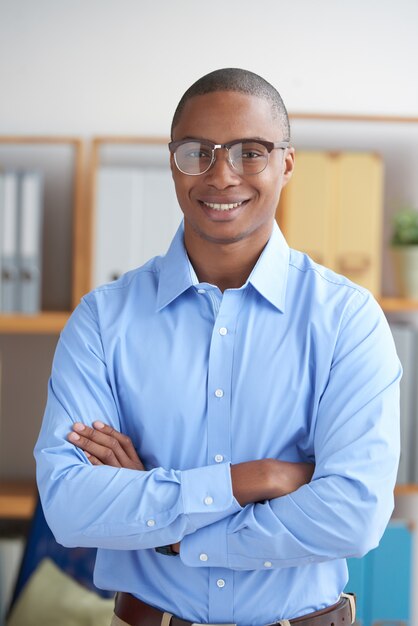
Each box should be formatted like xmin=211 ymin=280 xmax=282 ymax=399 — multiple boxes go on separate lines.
xmin=35 ymin=221 xmax=401 ymax=625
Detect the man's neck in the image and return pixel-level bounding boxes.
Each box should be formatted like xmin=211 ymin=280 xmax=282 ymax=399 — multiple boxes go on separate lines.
xmin=184 ymin=228 xmax=272 ymax=293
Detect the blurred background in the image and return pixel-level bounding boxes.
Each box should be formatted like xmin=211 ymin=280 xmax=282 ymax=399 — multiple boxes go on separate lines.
xmin=0 ymin=0 xmax=418 ymax=624
xmin=1 ymin=0 xmax=417 ymax=132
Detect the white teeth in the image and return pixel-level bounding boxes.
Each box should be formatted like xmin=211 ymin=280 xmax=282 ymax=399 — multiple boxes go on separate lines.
xmin=203 ymin=201 xmax=243 ymax=211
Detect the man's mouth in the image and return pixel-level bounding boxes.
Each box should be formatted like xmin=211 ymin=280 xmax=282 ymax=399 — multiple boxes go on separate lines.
xmin=201 ymin=201 xmax=245 ymax=211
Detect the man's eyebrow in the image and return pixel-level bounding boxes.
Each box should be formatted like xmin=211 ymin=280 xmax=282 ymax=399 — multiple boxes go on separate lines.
xmin=175 ymin=135 xmax=213 ymax=142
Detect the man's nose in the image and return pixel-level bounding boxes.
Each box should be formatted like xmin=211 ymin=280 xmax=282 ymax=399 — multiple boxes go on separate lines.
xmin=205 ymin=148 xmax=240 ymax=188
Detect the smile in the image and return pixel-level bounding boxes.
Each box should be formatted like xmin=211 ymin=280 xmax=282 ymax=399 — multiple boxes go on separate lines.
xmin=202 ymin=201 xmax=244 ymax=211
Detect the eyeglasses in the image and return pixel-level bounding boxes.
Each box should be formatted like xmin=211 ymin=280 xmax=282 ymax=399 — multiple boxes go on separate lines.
xmin=168 ymin=138 xmax=290 ymax=176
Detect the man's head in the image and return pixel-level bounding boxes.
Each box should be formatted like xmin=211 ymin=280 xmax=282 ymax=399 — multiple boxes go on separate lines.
xmin=169 ymin=68 xmax=295 ymax=251
xmin=171 ymin=68 xmax=290 ymax=141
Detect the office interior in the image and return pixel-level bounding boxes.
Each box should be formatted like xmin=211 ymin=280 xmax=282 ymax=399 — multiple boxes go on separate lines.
xmin=0 ymin=0 xmax=418 ymax=624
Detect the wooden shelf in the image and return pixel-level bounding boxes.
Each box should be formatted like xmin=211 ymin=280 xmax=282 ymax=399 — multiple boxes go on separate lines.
xmin=0 ymin=481 xmax=36 ymax=519
xmin=0 ymin=311 xmax=70 ymax=334
xmin=395 ymin=484 xmax=418 ymax=496
xmin=379 ymin=297 xmax=418 ymax=312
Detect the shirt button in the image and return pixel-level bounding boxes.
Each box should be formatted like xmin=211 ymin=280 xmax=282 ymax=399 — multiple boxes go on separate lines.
xmin=146 ymin=519 xmax=156 ymax=527
xmin=264 ymin=561 xmax=273 ymax=568
xmin=204 ymin=496 xmax=214 ymax=505
xmin=199 ymin=553 xmax=208 ymax=562
xmin=197 ymin=289 xmax=206 ymax=294
xmin=214 ymin=454 xmax=224 ymax=463
xmin=219 ymin=327 xmax=228 ymax=335
xmin=215 ymin=389 xmax=224 ymax=398
xmin=217 ymin=579 xmax=226 ymax=588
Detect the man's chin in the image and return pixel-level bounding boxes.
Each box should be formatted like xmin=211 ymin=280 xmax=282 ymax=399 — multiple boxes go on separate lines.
xmin=190 ymin=223 xmax=252 ymax=246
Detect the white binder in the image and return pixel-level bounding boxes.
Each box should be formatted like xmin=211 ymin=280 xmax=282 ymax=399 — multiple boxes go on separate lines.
xmin=17 ymin=171 xmax=44 ymax=314
xmin=0 ymin=172 xmax=4 ymax=312
xmin=93 ymin=166 xmax=182 ymax=289
xmin=0 ymin=171 xmax=19 ymax=313
xmin=140 ymin=168 xmax=184 ymax=263
xmin=390 ymin=322 xmax=416 ymax=483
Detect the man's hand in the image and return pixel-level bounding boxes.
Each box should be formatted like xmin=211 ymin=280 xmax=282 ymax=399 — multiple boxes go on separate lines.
xmin=68 ymin=421 xmax=145 ymax=471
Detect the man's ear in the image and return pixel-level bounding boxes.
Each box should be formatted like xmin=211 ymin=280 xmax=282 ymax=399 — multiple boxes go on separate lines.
xmin=281 ymin=147 xmax=295 ymax=188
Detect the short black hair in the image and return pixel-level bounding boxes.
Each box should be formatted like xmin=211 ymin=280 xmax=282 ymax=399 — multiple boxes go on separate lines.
xmin=171 ymin=67 xmax=290 ymax=140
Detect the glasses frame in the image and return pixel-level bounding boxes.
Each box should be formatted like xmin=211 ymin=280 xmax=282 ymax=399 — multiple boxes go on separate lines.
xmin=168 ymin=138 xmax=290 ymax=176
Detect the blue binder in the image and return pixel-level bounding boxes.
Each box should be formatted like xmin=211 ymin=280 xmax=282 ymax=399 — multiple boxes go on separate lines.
xmin=346 ymin=520 xmax=412 ymax=626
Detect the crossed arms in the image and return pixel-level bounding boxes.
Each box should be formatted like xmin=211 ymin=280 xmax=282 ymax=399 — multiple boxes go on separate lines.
xmin=35 ymin=291 xmax=401 ymax=570
xmin=68 ymin=420 xmax=315 ymax=553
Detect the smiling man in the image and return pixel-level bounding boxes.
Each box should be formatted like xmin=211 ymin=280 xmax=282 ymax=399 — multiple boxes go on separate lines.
xmin=35 ymin=69 xmax=401 ymax=626
xmin=167 ymin=89 xmax=293 ymax=292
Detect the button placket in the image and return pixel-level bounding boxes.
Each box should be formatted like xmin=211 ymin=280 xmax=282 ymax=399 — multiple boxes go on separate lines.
xmin=206 ymin=291 xmax=243 ymax=472
xmin=209 ymin=570 xmax=234 ymax=622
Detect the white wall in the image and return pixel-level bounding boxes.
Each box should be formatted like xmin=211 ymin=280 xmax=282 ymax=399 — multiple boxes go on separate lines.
xmin=0 ymin=0 xmax=417 ymax=136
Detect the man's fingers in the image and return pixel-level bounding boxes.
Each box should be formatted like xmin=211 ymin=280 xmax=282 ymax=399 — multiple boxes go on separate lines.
xmin=69 ymin=422 xmax=145 ymax=470
xmin=85 ymin=451 xmax=103 ymax=466
xmin=68 ymin=431 xmax=122 ymax=467
xmin=92 ymin=421 xmax=143 ymax=466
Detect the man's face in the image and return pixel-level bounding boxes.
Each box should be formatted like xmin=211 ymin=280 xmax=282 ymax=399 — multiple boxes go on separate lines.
xmin=170 ymin=90 xmax=294 ymax=247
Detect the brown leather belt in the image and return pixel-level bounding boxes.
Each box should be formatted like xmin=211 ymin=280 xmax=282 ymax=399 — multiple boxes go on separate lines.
xmin=114 ymin=592 xmax=355 ymax=626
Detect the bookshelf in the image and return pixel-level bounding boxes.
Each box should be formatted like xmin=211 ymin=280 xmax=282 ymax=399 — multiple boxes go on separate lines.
xmin=0 ymin=137 xmax=86 ymax=520
xmin=286 ymin=113 xmax=418 ymax=307
xmin=0 ymin=136 xmax=87 ymax=329
xmin=87 ymin=136 xmax=175 ymax=292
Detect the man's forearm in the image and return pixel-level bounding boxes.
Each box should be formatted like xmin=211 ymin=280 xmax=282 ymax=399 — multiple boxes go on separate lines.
xmin=68 ymin=423 xmax=314 ymax=507
xmin=231 ymin=459 xmax=314 ymax=506
xmin=171 ymin=459 xmax=314 ymax=553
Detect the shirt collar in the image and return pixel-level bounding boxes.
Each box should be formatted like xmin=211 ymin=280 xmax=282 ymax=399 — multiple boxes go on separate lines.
xmin=157 ymin=222 xmax=195 ymax=310
xmin=246 ymin=221 xmax=289 ymax=313
xmin=157 ymin=220 xmax=289 ymax=312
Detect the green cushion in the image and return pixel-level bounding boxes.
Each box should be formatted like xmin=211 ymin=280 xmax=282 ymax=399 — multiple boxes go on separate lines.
xmin=7 ymin=558 xmax=114 ymax=626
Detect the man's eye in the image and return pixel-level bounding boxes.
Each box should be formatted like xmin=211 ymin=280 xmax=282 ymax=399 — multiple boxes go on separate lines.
xmin=239 ymin=143 xmax=266 ymax=159
xmin=188 ymin=150 xmax=211 ymax=158
xmin=242 ymin=150 xmax=263 ymax=159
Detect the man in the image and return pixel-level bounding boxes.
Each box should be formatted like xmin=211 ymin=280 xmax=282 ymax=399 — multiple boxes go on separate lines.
xmin=35 ymin=68 xmax=401 ymax=626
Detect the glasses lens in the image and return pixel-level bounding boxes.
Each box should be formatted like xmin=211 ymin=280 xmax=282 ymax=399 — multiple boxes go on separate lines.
xmin=174 ymin=142 xmax=213 ymax=175
xmin=229 ymin=142 xmax=269 ymax=174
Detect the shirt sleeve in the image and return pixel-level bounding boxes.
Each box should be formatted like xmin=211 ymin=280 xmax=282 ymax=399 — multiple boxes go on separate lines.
xmin=180 ymin=292 xmax=401 ymax=570
xmin=34 ymin=296 xmax=241 ymax=551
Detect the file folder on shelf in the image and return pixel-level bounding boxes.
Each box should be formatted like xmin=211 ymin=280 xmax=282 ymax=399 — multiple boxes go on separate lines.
xmin=390 ymin=322 xmax=416 ymax=484
xmin=0 ymin=171 xmax=19 ymax=313
xmin=0 ymin=172 xmax=4 ymax=311
xmin=93 ymin=166 xmax=182 ymax=289
xmin=17 ymin=171 xmax=44 ymax=314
